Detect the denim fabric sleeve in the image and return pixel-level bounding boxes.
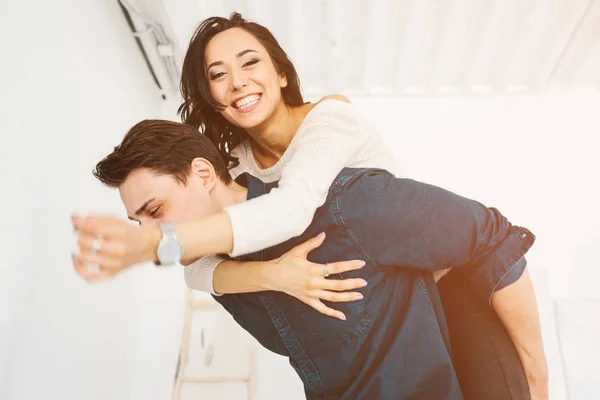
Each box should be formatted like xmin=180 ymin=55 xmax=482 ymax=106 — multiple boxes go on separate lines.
xmin=337 ymin=169 xmax=535 ymax=306
xmin=495 ymin=256 xmax=527 ymax=292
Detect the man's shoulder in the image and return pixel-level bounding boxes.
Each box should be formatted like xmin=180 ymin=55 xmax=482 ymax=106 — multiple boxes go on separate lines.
xmin=245 ymin=168 xmax=398 ymax=200
xmin=332 ymin=167 xmax=396 ymax=191
xmin=328 ymin=168 xmax=404 ymax=229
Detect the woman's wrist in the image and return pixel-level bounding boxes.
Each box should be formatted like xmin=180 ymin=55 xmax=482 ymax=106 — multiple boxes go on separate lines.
xmin=174 ymin=212 xmax=234 ymax=262
xmin=258 ymin=259 xmax=280 ymax=292
xmin=211 ymin=258 xmax=280 ymax=294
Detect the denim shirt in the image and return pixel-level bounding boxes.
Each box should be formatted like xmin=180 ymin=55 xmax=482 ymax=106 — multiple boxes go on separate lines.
xmin=212 ymin=168 xmax=534 ymax=400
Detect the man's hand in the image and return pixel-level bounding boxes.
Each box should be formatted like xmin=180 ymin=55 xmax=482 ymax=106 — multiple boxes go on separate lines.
xmin=72 ymin=214 xmax=160 ymax=280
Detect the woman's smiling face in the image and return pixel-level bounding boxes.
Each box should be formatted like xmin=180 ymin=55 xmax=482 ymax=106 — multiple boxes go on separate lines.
xmin=205 ymin=27 xmax=288 ymax=131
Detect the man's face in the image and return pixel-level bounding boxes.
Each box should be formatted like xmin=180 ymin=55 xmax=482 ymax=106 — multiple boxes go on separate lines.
xmin=119 ymin=168 xmax=218 ymax=227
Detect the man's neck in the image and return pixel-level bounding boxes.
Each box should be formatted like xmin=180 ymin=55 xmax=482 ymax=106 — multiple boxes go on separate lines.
xmin=213 ymin=179 xmax=248 ymax=209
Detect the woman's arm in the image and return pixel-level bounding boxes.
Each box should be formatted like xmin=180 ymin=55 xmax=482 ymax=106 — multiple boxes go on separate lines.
xmin=183 ymin=253 xmax=275 ymax=295
xmin=223 ymin=98 xmax=371 ymax=257
xmin=73 ymin=98 xmax=375 ymax=267
xmin=171 ymin=98 xmax=371 ymax=260
xmin=185 ymin=233 xmax=369 ymax=320
xmin=71 ymin=219 xmax=368 ymax=320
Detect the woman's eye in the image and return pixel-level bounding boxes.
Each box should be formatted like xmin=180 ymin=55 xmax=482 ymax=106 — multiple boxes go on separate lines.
xmin=210 ymin=72 xmax=225 ymax=80
xmin=243 ymin=59 xmax=259 ymax=68
xmin=149 ymin=207 xmax=161 ymax=217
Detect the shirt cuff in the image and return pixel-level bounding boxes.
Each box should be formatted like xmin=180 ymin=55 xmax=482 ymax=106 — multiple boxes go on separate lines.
xmin=184 ymin=255 xmax=224 ymax=296
xmin=469 ymin=226 xmax=536 ymax=307
xmin=494 ymin=256 xmax=527 ymax=292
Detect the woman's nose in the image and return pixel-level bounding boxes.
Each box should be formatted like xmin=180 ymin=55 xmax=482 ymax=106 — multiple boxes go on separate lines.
xmin=230 ymin=69 xmax=249 ymax=90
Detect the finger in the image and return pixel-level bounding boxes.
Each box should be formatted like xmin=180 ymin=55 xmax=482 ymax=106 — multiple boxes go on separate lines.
xmin=80 ymin=269 xmax=118 ymax=281
xmin=72 ymin=255 xmax=90 ymax=276
xmin=76 ymin=233 xmax=123 ymax=258
xmin=72 ymin=256 xmax=118 ymax=281
xmin=289 ymin=232 xmax=326 ymax=257
xmin=73 ymin=252 xmax=121 ymax=271
xmin=307 ymin=299 xmax=346 ymax=321
xmin=313 ymin=277 xmax=368 ymax=292
xmin=71 ymin=214 xmax=85 ymax=230
xmin=75 ymin=266 xmax=117 ymax=281
xmin=72 ymin=214 xmax=109 ymax=233
xmin=72 ymin=214 xmax=127 ymax=238
xmin=321 ymin=259 xmax=366 ymax=275
xmin=312 ymin=289 xmax=364 ymax=303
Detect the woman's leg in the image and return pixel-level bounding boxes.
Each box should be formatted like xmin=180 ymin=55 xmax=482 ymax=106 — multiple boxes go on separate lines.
xmin=437 ymin=270 xmax=531 ymax=400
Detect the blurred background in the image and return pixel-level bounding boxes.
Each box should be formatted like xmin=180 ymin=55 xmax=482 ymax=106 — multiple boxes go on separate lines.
xmin=1 ymin=0 xmax=599 ymax=399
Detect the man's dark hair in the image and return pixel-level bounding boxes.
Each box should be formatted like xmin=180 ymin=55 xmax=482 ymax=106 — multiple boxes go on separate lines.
xmin=94 ymin=119 xmax=232 ymax=187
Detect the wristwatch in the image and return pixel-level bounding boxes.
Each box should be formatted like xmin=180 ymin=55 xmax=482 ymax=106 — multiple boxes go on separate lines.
xmin=156 ymin=223 xmax=184 ymax=266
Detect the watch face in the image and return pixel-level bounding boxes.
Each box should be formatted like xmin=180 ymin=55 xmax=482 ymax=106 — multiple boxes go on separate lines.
xmin=158 ymin=238 xmax=184 ymax=265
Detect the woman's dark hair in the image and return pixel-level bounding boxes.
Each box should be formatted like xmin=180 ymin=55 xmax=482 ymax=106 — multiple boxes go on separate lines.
xmin=178 ymin=12 xmax=304 ymax=168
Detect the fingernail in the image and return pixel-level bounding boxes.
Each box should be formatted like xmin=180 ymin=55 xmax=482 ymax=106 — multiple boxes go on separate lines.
xmin=317 ymin=232 xmax=325 ymax=240
xmin=355 ymin=260 xmax=366 ymax=267
xmin=355 ymin=293 xmax=364 ymax=300
xmin=339 ymin=315 xmax=346 ymax=321
xmin=360 ymin=280 xmax=368 ymax=287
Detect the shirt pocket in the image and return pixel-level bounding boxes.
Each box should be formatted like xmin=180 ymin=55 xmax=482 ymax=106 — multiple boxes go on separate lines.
xmin=293 ymin=276 xmax=373 ymax=354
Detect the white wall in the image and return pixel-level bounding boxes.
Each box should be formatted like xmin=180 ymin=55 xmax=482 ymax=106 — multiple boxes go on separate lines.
xmin=0 ymin=1 xmax=187 ymax=400
xmin=350 ymin=92 xmax=600 ymax=297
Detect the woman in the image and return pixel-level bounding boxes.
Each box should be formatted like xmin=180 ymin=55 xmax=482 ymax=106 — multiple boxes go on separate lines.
xmin=74 ymin=12 xmax=537 ymax=399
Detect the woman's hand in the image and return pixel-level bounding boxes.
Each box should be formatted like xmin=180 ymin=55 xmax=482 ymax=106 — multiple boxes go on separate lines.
xmin=71 ymin=214 xmax=160 ymax=280
xmin=266 ymin=232 xmax=368 ymax=320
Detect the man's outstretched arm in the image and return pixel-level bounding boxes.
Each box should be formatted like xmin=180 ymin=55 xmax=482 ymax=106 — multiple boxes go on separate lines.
xmin=493 ymin=267 xmax=549 ymax=399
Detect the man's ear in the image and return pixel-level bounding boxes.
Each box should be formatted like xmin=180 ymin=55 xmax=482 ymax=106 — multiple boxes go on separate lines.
xmin=190 ymin=158 xmax=217 ymax=190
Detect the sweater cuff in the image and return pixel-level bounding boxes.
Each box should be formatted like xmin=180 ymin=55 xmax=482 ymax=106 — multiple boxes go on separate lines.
xmin=184 ymin=254 xmax=224 ymax=296
xmin=223 ymin=203 xmax=250 ymax=257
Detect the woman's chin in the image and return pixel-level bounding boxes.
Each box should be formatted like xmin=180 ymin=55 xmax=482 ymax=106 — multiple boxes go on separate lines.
xmin=233 ymin=114 xmax=267 ymax=132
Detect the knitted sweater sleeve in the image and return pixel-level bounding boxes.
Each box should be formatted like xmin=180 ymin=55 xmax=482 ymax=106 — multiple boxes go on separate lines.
xmin=184 ymin=146 xmax=248 ymax=295
xmin=224 ymin=99 xmax=372 ymax=257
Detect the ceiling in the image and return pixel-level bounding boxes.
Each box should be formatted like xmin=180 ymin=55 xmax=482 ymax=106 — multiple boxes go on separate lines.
xmin=132 ymin=0 xmax=600 ymax=97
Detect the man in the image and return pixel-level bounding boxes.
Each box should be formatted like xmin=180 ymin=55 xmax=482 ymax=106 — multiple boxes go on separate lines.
xmin=79 ymin=120 xmax=547 ymax=399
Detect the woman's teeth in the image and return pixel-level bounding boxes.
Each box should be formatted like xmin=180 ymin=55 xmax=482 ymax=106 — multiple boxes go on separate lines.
xmin=235 ymin=95 xmax=260 ymax=109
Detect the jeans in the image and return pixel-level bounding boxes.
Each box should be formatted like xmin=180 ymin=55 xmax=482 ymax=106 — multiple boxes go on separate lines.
xmin=439 ymin=269 xmax=531 ymax=400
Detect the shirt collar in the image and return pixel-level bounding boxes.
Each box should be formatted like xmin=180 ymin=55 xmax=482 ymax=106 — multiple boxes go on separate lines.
xmin=235 ymin=173 xmax=267 ymax=200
